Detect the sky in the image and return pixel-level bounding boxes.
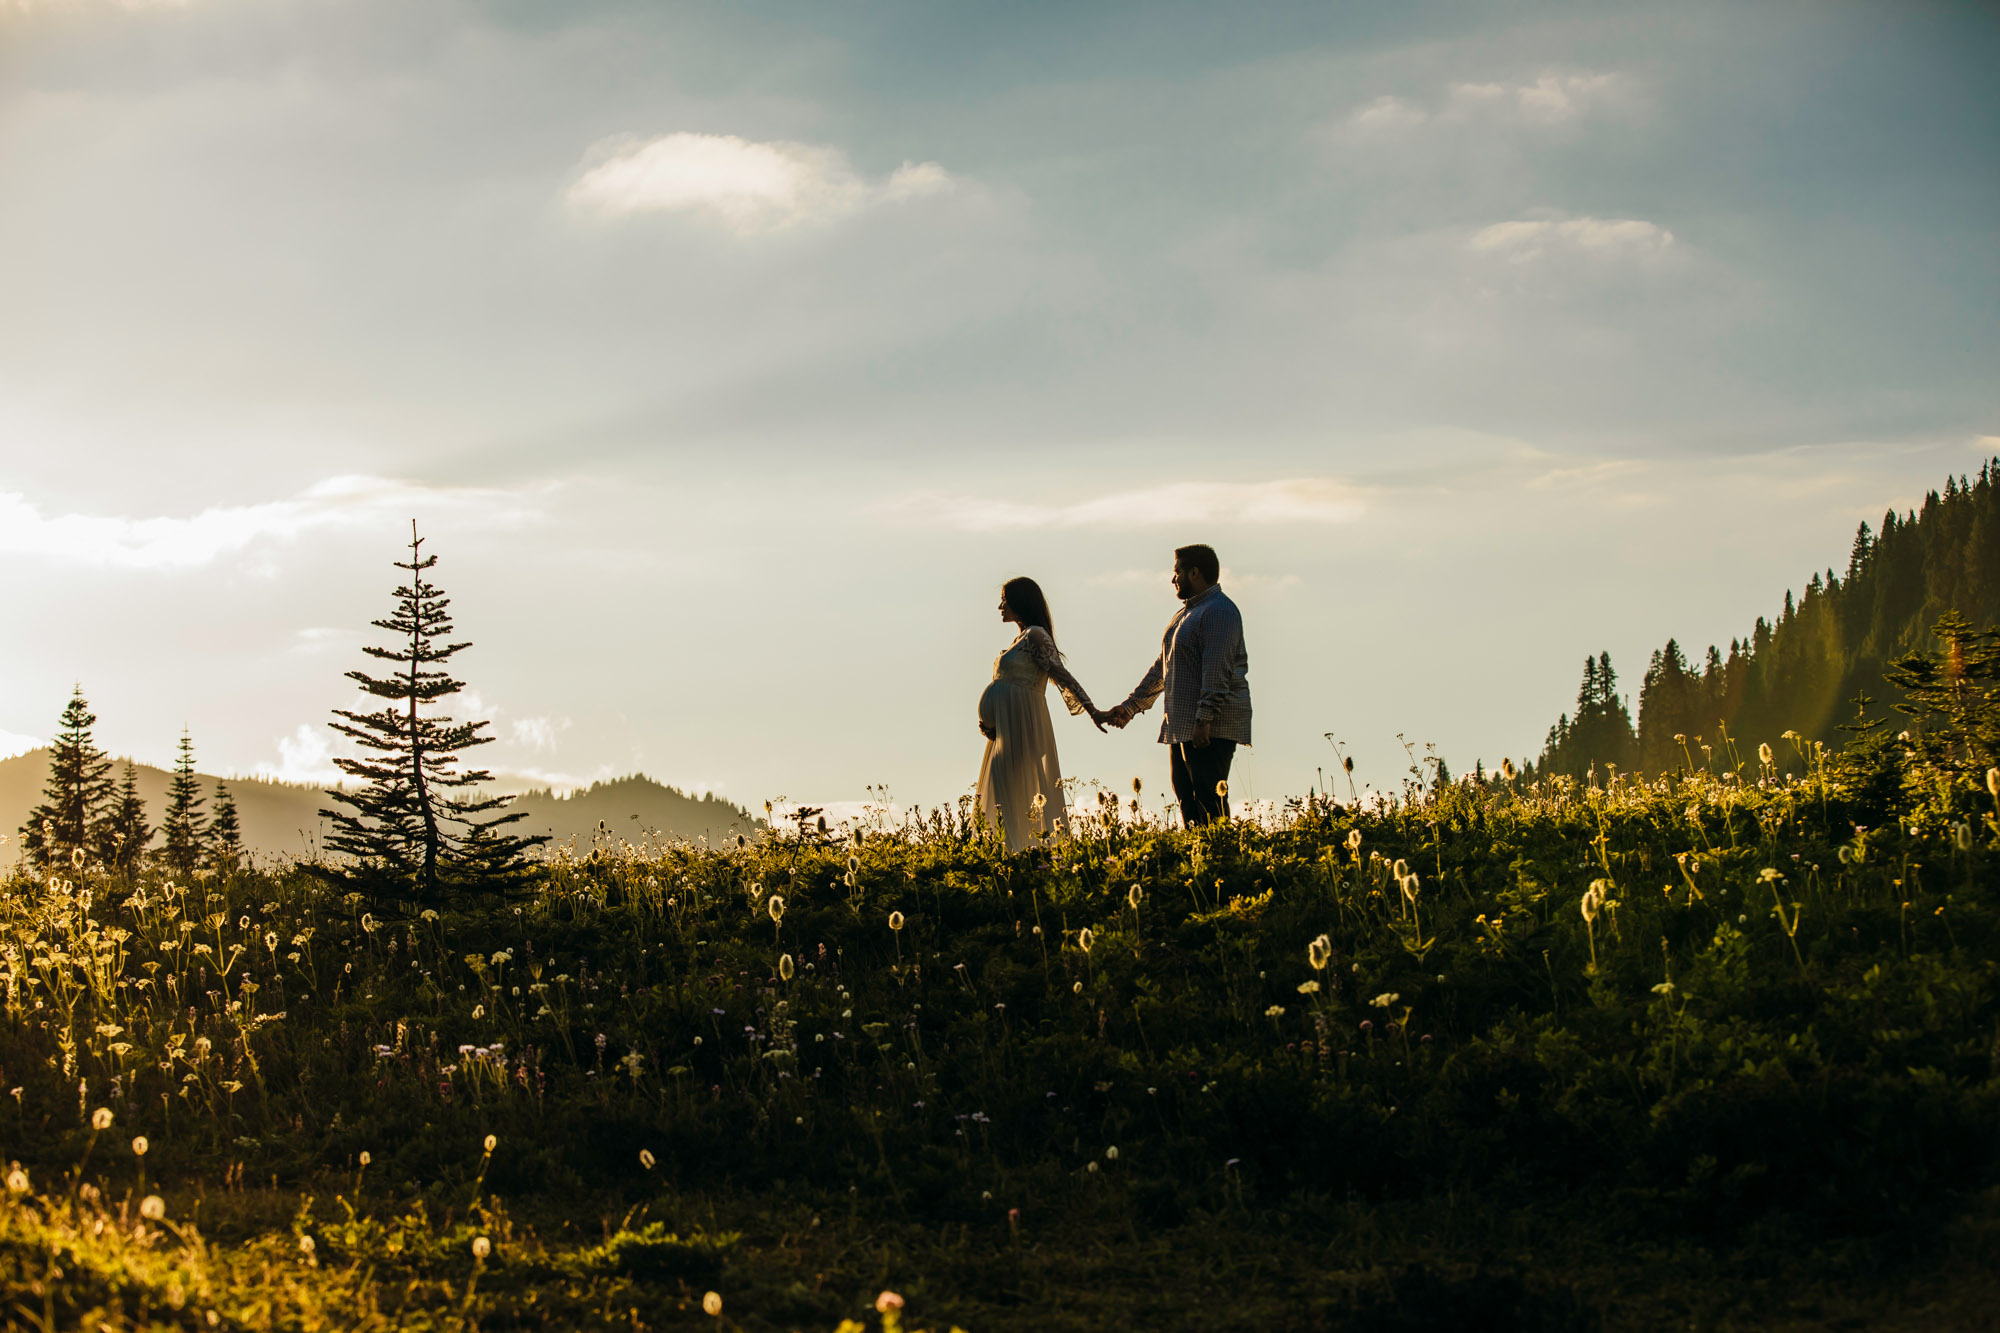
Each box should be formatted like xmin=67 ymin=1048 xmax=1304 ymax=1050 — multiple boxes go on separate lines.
xmin=0 ymin=0 xmax=1995 ymax=815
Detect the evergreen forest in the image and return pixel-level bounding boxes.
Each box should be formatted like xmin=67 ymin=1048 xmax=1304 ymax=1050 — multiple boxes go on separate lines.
xmin=1537 ymin=458 xmax=2000 ymax=780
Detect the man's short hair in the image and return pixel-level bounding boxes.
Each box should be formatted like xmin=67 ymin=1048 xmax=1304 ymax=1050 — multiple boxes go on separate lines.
xmin=1175 ymin=544 xmax=1220 ymax=583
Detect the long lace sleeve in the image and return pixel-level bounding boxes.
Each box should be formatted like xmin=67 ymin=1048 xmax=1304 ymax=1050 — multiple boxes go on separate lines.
xmin=1023 ymin=627 xmax=1094 ymax=716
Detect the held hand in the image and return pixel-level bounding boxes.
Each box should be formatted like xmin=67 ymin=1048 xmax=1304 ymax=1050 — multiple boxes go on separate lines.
xmin=1086 ymin=705 xmax=1108 ymax=733
xmin=1109 ymin=703 xmax=1134 ymax=728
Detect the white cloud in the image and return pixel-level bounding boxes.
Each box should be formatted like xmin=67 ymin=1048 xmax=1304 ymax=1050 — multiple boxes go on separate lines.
xmin=257 ymin=724 xmax=341 ymax=785
xmin=0 ymin=728 xmax=42 ymax=760
xmin=288 ymin=627 xmax=359 ymax=656
xmin=1345 ymin=72 xmax=1628 ymax=133
xmin=0 ymin=475 xmax=546 ymax=571
xmin=1468 ymin=216 xmax=1674 ymax=264
xmin=888 ymin=478 xmax=1364 ymax=532
xmin=1348 ymin=95 xmax=1428 ymax=131
xmin=566 ymin=132 xmax=955 ymax=233
xmin=2 ymin=0 xmax=204 ymax=12
xmin=509 ymin=716 xmax=568 ymax=753
xmin=1449 ymin=73 xmax=1622 ymax=122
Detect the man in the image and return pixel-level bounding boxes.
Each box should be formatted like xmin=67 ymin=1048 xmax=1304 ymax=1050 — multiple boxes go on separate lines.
xmin=1106 ymin=544 xmax=1250 ymax=825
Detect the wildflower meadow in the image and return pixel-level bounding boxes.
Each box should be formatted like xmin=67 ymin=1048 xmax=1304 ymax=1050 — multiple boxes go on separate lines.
xmin=2 ymin=712 xmax=1997 ymax=1330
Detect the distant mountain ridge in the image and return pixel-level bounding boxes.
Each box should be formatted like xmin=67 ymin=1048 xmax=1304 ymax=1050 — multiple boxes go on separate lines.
xmin=509 ymin=776 xmax=759 ymax=848
xmin=0 ymin=752 xmax=755 ymax=864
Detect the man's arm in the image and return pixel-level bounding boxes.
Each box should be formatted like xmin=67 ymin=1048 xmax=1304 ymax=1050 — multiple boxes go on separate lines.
xmin=1110 ymin=653 xmax=1166 ymax=727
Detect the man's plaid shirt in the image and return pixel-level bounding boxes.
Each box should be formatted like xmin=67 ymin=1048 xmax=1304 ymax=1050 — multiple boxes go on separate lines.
xmin=1121 ymin=584 xmax=1252 ymax=745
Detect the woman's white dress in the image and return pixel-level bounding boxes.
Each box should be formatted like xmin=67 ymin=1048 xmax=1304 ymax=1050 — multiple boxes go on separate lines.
xmin=975 ymin=626 xmax=1095 ymax=853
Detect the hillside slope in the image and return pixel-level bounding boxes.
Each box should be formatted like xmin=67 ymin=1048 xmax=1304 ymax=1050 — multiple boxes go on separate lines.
xmin=0 ymin=754 xmax=754 ymax=863
xmin=0 ymin=751 xmax=330 ymax=863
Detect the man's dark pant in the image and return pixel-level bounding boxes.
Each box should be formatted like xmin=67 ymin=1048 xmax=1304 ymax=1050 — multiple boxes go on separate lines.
xmin=1171 ymin=739 xmax=1237 ymax=827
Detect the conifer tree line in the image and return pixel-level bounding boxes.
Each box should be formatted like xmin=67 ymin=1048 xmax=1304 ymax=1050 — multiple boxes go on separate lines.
xmin=16 ymin=695 xmax=241 ymax=875
xmin=1533 ymin=458 xmax=2000 ymax=778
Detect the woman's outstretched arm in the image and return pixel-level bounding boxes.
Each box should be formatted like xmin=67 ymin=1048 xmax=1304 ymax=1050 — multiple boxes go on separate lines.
xmin=1023 ymin=628 xmax=1104 ymax=728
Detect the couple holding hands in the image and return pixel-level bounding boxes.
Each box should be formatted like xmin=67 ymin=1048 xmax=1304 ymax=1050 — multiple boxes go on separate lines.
xmin=973 ymin=543 xmax=1252 ymax=852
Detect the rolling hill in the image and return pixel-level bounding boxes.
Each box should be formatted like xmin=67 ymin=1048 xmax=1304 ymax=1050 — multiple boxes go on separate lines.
xmin=0 ymin=752 xmax=757 ymax=864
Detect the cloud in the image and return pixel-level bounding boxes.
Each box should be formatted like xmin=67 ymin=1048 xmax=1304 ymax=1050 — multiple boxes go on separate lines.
xmin=566 ymin=132 xmax=955 ymax=233
xmin=2 ymin=0 xmax=204 ymax=12
xmin=0 ymin=475 xmax=546 ymax=571
xmin=1468 ymin=216 xmax=1674 ymax=264
xmin=0 ymin=728 xmax=42 ymax=760
xmin=1345 ymin=72 xmax=1628 ymax=132
xmin=888 ymin=478 xmax=1364 ymax=532
xmin=509 ymin=716 xmax=568 ymax=753
xmin=1348 ymin=95 xmax=1428 ymax=131
xmin=257 ymin=723 xmax=341 ymax=785
xmin=1448 ymin=73 xmax=1622 ymax=122
xmin=288 ymin=627 xmax=359 ymax=656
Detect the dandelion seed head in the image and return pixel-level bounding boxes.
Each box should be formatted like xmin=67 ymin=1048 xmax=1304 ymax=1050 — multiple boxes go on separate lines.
xmin=131 ymin=1136 xmax=148 ymax=1157
xmin=472 ymin=1236 xmax=491 ymax=1260
xmin=640 ymin=1149 xmax=656 ymax=1169
xmin=483 ymin=1134 xmax=497 ymax=1153
xmin=91 ymin=1107 xmax=113 ymax=1131
xmin=141 ymin=1193 xmax=166 ymax=1219
xmin=702 ymin=1291 xmax=723 ymax=1316
xmin=888 ymin=911 xmax=904 ymax=932
xmin=876 ymin=1291 xmax=904 ymax=1313
xmin=1308 ymin=934 xmax=1332 ymax=971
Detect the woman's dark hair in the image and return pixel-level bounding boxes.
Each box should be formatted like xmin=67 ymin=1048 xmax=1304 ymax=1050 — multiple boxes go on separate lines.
xmin=1001 ymin=576 xmax=1055 ymax=640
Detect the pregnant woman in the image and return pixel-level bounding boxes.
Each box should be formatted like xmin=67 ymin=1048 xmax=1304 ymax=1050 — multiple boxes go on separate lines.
xmin=975 ymin=577 xmax=1106 ymax=852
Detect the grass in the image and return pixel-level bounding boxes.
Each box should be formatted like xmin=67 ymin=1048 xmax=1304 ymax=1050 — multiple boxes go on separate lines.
xmin=2 ymin=734 xmax=1996 ymax=1330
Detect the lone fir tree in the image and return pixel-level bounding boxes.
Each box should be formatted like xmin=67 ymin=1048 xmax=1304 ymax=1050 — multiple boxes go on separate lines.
xmin=317 ymin=525 xmax=544 ymax=903
xmin=159 ymin=729 xmax=208 ymax=876
xmin=20 ymin=687 xmax=116 ymax=871
xmin=106 ymin=761 xmax=151 ymax=877
xmin=208 ymin=783 xmax=243 ymax=873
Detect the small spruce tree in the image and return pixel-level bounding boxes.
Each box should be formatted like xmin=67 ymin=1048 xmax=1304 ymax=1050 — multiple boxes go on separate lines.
xmin=317 ymin=524 xmax=545 ymax=904
xmin=208 ymin=784 xmax=244 ymax=873
xmin=159 ymin=730 xmax=208 ymax=876
xmin=20 ymin=687 xmax=116 ymax=871
xmin=106 ymin=761 xmax=151 ymax=877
